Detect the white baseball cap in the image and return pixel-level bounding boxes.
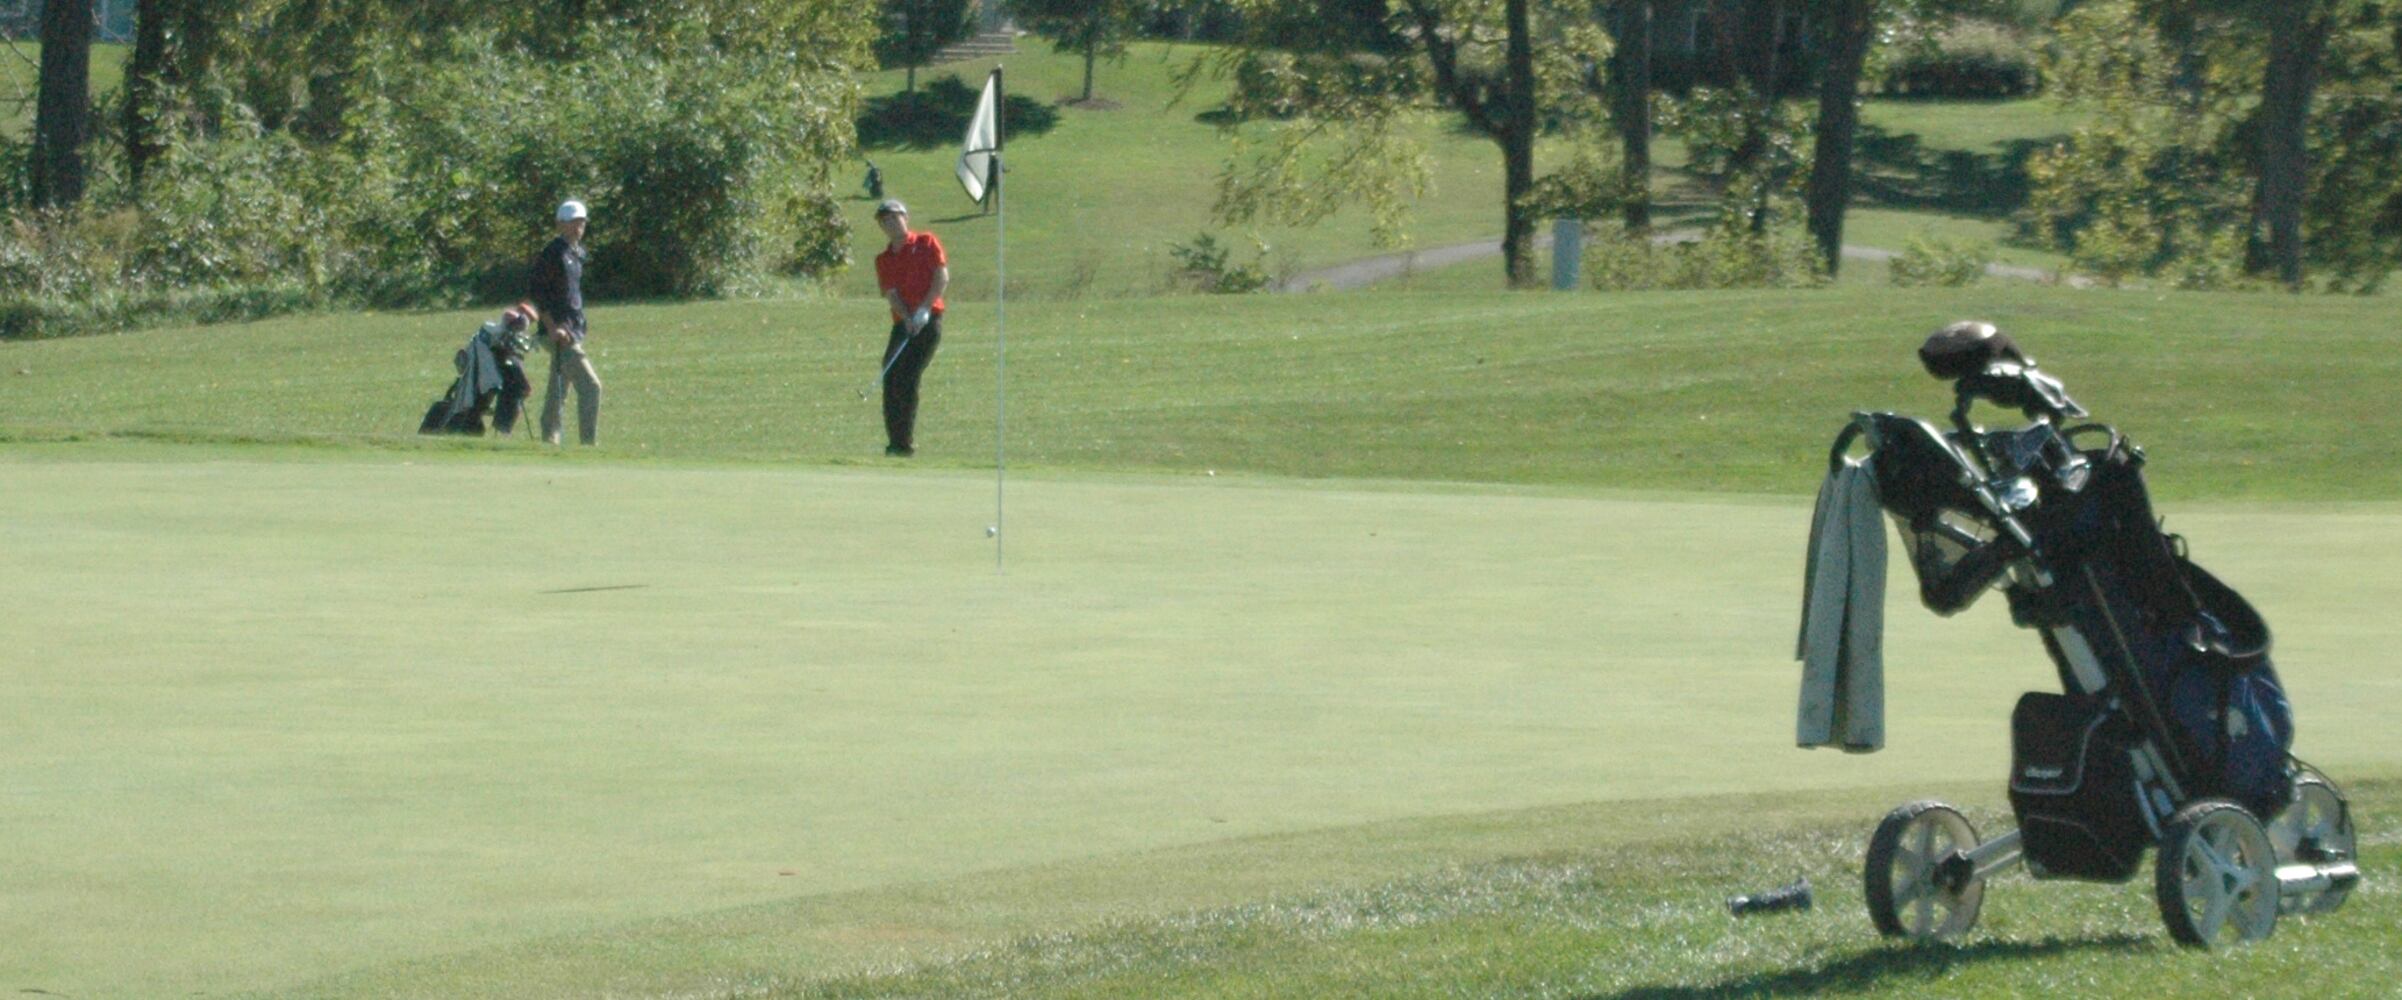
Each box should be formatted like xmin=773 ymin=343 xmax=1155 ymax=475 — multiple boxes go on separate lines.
xmin=556 ymin=200 xmax=588 ymax=223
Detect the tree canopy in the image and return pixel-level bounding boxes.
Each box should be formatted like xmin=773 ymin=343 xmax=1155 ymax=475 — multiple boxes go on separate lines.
xmin=2 ymin=0 xmax=873 ymax=337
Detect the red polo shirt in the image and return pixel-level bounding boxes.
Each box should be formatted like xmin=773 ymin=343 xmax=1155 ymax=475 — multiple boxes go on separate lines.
xmin=875 ymin=231 xmax=947 ymax=322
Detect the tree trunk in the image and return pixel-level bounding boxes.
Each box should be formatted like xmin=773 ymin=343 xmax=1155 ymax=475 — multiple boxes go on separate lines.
xmin=1501 ymin=0 xmax=1537 ymax=287
xmin=32 ymin=0 xmax=95 ymax=209
xmin=1737 ymin=0 xmax=1783 ymax=232
xmin=125 ymin=0 xmax=171 ymax=188
xmin=1704 ymin=0 xmax=1742 ymax=88
xmin=1805 ymin=0 xmax=1874 ymax=275
xmin=1738 ymin=0 xmax=1782 ymax=96
xmin=2258 ymin=0 xmax=2330 ymax=290
xmin=907 ymin=64 xmax=918 ymax=93
xmin=1710 ymin=0 xmax=1783 ymax=228
xmin=1080 ymin=14 xmax=1097 ymax=102
xmin=1611 ymin=0 xmax=1654 ymax=233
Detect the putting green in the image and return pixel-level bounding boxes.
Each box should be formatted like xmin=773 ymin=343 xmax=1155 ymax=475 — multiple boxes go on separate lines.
xmin=3 ymin=453 xmax=2395 ymax=996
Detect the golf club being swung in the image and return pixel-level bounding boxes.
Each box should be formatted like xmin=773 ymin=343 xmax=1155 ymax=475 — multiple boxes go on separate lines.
xmin=858 ymin=328 xmax=916 ymax=401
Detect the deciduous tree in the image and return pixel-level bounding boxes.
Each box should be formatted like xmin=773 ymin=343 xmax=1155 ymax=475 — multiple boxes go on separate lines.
xmin=1013 ymin=0 xmax=1154 ymax=102
xmin=2032 ymin=0 xmax=2400 ymax=290
xmin=1196 ymin=0 xmax=1603 ymax=288
xmin=875 ymin=0 xmax=978 ymax=94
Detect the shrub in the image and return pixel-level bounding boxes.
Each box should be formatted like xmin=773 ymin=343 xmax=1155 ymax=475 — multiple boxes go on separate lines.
xmin=1875 ymin=20 xmax=2040 ymax=99
xmin=1656 ymin=88 xmax=1815 ymax=184
xmin=1587 ymin=221 xmax=1827 ymax=292
xmin=0 ymin=24 xmax=865 ymax=339
xmin=1167 ymin=232 xmax=1274 ymax=294
xmin=374 ymin=36 xmax=861 ymax=302
xmin=1890 ymin=235 xmax=1993 ymax=287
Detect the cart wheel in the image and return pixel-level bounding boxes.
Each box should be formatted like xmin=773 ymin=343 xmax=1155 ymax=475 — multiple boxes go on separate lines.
xmin=2156 ymin=799 xmax=2280 ymax=948
xmin=1865 ymin=800 xmax=1985 ymax=941
xmin=2268 ymin=774 xmax=2356 ymax=915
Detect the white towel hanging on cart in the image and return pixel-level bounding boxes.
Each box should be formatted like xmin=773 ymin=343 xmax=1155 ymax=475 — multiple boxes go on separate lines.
xmin=1797 ymin=457 xmax=1886 ymax=752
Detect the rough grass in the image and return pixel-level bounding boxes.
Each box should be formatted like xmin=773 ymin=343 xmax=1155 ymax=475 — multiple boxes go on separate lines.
xmin=265 ymin=781 xmax=2400 ymax=999
xmin=775 ymin=790 xmax=2399 ymax=1000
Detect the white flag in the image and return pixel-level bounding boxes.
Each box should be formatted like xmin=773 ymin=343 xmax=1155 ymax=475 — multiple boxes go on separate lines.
xmin=956 ymin=69 xmax=1001 ymax=205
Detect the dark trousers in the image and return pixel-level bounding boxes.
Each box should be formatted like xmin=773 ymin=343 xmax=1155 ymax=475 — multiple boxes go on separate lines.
xmin=882 ymin=317 xmax=942 ymax=450
xmin=492 ymin=362 xmax=530 ymax=434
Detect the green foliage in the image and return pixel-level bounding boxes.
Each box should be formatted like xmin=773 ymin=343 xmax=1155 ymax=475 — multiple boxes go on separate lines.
xmin=1197 ymin=43 xmax=1432 ymax=249
xmin=0 ymin=100 xmax=358 ymax=336
xmin=1222 ymin=48 xmax=1422 ymax=122
xmin=1523 ymin=139 xmax=1635 ymax=223
xmin=2026 ymin=1 xmax=2254 ymax=287
xmin=1166 ymin=231 xmax=1274 ymax=293
xmin=2293 ymin=4 xmax=2402 ymax=292
xmin=1657 ymin=87 xmax=1816 ymax=192
xmin=0 ymin=11 xmax=869 ymax=338
xmin=1584 ymin=220 xmax=1829 ymax=292
xmin=2029 ymin=0 xmax=2402 ymax=291
xmin=873 ymin=0 xmax=977 ymax=80
xmin=1873 ymin=19 xmax=2042 ymax=97
xmin=1190 ymin=0 xmax=1608 ymax=260
xmin=1890 ymin=232 xmax=1995 ymax=286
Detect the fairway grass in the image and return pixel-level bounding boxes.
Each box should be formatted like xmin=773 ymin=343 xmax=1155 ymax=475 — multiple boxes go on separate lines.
xmin=3 ymin=455 xmax=2398 ymax=996
xmin=5 ymin=286 xmax=2400 ymax=499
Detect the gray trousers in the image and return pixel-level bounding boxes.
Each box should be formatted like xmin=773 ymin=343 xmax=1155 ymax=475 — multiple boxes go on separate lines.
xmin=541 ymin=341 xmax=602 ymax=445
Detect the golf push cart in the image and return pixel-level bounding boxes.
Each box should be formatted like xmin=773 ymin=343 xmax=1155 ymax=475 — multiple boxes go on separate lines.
xmin=1827 ymin=322 xmax=2360 ymax=948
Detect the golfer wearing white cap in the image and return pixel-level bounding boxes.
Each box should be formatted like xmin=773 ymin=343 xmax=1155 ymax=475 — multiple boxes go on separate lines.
xmin=530 ymin=199 xmax=601 ymax=445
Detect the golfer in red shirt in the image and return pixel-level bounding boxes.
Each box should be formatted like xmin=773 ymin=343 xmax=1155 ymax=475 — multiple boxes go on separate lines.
xmin=873 ymin=199 xmax=948 ymax=457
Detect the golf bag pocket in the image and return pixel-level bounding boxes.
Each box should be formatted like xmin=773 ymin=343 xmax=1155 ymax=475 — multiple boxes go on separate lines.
xmin=2008 ymin=691 xmax=2148 ymax=882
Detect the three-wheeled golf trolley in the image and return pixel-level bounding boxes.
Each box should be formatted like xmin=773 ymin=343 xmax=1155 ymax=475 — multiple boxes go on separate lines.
xmin=1830 ymin=323 xmax=2360 ymax=948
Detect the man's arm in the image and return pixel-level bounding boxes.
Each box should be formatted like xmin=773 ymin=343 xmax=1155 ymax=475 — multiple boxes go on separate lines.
xmin=904 ymin=266 xmax=949 ymax=333
xmin=920 ymin=266 xmax=949 ymax=315
xmin=530 ymin=245 xmax=568 ymax=346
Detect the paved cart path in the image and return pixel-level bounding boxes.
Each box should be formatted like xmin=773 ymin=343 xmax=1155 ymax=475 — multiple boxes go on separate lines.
xmin=1280 ymin=232 xmax=2078 ymax=291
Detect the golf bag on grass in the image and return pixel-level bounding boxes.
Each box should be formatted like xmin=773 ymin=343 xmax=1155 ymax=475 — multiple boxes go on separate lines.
xmin=1818 ymin=321 xmax=2357 ymax=948
xmin=418 ymin=306 xmax=536 ymax=436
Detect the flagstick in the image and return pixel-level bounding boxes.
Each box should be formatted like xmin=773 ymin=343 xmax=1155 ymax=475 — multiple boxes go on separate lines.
xmin=994 ymin=150 xmax=1006 ymax=574
xmin=992 ymin=69 xmax=1007 ymax=574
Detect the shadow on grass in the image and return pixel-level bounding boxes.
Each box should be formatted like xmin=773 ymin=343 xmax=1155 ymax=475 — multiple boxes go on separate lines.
xmin=1586 ymin=934 xmax=2152 ymax=999
xmin=857 ymin=76 xmax=1062 ymax=151
xmin=1852 ymin=123 xmax=2063 ymax=219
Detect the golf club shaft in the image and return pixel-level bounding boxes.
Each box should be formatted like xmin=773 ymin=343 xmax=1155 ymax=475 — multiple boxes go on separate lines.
xmin=869 ymin=328 xmax=917 ymax=397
